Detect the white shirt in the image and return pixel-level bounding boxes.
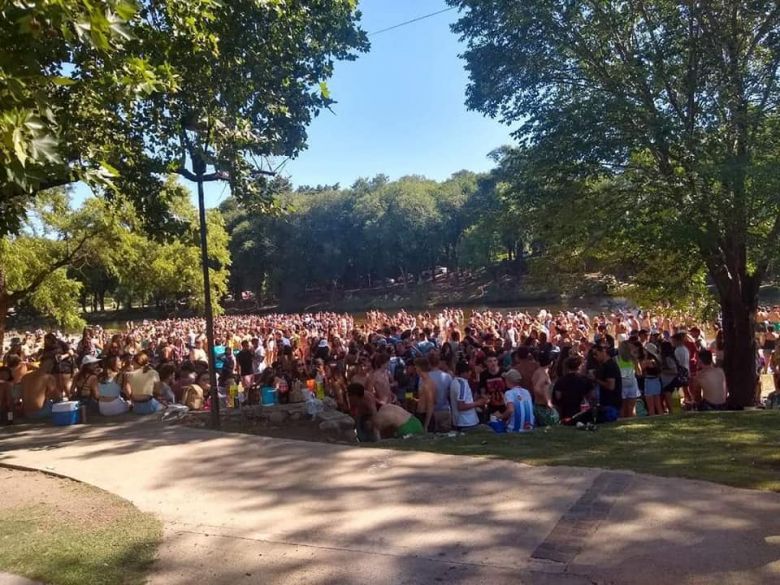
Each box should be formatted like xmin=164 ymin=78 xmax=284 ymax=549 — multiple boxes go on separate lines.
xmin=253 ymin=345 xmax=266 ymax=374
xmin=450 ymin=377 xmax=479 ymax=428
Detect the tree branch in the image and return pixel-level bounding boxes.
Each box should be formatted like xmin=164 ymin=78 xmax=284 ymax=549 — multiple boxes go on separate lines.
xmin=7 ymin=233 xmax=92 ymax=304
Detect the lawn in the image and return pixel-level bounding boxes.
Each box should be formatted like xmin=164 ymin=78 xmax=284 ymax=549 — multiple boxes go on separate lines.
xmin=0 ymin=469 xmax=162 ymax=585
xmin=373 ymin=410 xmax=780 ymax=492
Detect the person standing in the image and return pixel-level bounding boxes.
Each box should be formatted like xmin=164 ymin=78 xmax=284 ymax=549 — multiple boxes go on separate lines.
xmin=642 ymin=343 xmax=664 ymax=416
xmin=590 ymin=344 xmax=622 ymax=419
xmin=237 ymin=340 xmax=255 ymax=390
xmin=672 ymin=333 xmax=692 ymax=405
xmin=449 ymin=360 xmax=485 ymax=430
xmin=428 ymin=352 xmax=453 ymax=432
xmin=616 ymin=341 xmax=641 ymax=418
xmin=414 ymin=357 xmax=435 ymax=432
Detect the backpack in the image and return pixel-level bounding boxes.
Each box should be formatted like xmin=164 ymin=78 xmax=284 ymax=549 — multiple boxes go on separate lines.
xmin=182 ymin=384 xmax=204 ymax=411
xmin=674 ymin=355 xmax=689 ymax=385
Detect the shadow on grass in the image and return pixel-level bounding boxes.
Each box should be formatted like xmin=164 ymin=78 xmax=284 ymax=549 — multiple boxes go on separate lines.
xmin=374 ymin=410 xmax=780 ymax=492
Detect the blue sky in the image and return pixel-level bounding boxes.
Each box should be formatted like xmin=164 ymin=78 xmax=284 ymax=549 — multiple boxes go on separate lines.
xmin=73 ymin=1 xmax=513 ymax=208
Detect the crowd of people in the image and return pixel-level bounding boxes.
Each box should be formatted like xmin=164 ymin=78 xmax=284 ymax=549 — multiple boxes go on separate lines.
xmin=1 ymin=306 xmax=779 ymax=438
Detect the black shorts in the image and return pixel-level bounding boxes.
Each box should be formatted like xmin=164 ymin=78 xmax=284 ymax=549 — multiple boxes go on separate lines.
xmin=662 ymin=380 xmax=680 ymax=393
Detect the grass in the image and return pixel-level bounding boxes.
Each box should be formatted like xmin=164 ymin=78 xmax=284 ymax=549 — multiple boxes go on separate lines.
xmin=372 ymin=410 xmax=780 ymax=492
xmin=0 ymin=474 xmax=162 ymax=585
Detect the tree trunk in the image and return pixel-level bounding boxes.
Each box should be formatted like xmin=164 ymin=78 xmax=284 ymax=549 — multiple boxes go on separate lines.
xmin=720 ymin=287 xmax=758 ymax=407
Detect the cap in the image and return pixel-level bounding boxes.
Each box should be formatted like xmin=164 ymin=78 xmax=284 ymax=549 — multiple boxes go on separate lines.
xmin=644 ymin=343 xmax=660 ymax=360
xmin=502 ymin=369 xmax=523 ymax=386
xmin=81 ymin=355 xmax=101 ymax=366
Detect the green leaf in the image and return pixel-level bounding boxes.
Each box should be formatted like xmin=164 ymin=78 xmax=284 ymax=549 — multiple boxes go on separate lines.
xmin=319 ymin=81 xmax=331 ymax=100
xmin=51 ymin=76 xmax=77 ymax=86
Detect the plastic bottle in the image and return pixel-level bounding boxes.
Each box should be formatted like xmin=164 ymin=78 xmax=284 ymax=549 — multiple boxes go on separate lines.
xmin=314 ymin=372 xmax=325 ymax=400
xmin=227 ymin=383 xmax=237 ymax=409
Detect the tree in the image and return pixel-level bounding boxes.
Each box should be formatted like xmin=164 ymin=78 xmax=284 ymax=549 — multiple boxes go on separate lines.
xmin=0 ymin=0 xmax=178 ymax=235
xmin=450 ymin=0 xmax=780 ymax=405
xmin=0 ymin=191 xmax=122 ymax=345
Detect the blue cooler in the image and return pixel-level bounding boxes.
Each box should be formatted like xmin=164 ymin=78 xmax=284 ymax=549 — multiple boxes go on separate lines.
xmin=488 ymin=420 xmax=507 ymax=433
xmin=261 ymin=387 xmax=278 ymax=406
xmin=52 ymin=401 xmax=80 ymax=426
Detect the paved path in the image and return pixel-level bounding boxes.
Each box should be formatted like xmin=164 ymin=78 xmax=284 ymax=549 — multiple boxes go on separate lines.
xmin=0 ymin=574 xmax=42 ymax=585
xmin=1 ymin=420 xmax=780 ymax=585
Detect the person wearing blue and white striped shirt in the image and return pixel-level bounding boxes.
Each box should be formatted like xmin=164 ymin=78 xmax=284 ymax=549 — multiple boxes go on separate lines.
xmin=500 ymin=369 xmax=535 ymax=432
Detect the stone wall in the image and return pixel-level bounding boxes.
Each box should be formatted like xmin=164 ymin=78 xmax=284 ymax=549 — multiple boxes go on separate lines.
xmin=172 ymin=398 xmax=357 ymax=444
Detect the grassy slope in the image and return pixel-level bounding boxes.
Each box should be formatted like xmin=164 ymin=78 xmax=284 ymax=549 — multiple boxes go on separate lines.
xmin=373 ymin=410 xmax=780 ymax=492
xmin=0 ymin=478 xmax=162 ymax=585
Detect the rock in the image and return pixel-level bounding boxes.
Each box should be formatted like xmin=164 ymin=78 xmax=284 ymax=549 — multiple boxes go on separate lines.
xmin=268 ymin=410 xmax=288 ymax=425
xmin=319 ymin=420 xmax=340 ymax=433
xmin=323 ymin=397 xmax=338 ymax=410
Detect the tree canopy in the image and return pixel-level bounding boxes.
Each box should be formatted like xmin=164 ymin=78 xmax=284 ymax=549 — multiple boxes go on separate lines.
xmin=0 ymin=181 xmax=230 ymax=345
xmin=1 ymin=0 xmax=368 ymax=234
xmin=222 ymin=171 xmax=532 ymax=306
xmin=449 ymin=0 xmax=780 ymax=405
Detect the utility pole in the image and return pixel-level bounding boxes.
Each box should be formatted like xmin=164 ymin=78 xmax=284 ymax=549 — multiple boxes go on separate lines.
xmin=193 ymin=152 xmax=220 ymax=430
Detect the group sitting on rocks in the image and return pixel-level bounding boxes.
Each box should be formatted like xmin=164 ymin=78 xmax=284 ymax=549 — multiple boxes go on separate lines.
xmin=1 ymin=305 xmax=777 ymax=439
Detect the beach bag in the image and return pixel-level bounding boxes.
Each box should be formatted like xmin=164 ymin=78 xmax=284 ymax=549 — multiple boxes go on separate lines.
xmin=182 ymin=384 xmax=204 ymax=411
xmin=674 ymin=356 xmax=689 ymax=386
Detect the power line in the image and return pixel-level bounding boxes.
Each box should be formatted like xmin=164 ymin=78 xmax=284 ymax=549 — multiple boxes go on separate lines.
xmin=369 ymin=6 xmax=456 ymax=37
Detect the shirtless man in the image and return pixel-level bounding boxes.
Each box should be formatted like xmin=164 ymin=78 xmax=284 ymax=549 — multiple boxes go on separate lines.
xmin=692 ymin=350 xmax=727 ymax=410
xmin=414 ymin=357 xmax=435 ymax=432
xmin=21 ymin=359 xmax=59 ymax=419
xmin=374 ymin=402 xmax=424 ymax=439
xmin=347 ymin=382 xmax=378 ymax=441
xmin=365 ymin=353 xmax=395 ymax=406
xmin=349 ymin=354 xmax=371 ymax=388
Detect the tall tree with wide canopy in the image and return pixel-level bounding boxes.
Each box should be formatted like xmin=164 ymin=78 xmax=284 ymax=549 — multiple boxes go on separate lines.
xmin=449 ymin=0 xmax=780 ymax=405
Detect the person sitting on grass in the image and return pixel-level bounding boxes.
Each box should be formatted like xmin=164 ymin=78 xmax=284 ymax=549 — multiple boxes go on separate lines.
xmin=347 ymin=382 xmax=423 ymax=441
xmin=692 ymin=350 xmax=727 ymax=410
xmin=157 ymin=363 xmax=176 ymax=405
xmin=553 ymin=355 xmax=594 ymax=424
xmin=124 ymin=353 xmax=163 ymax=414
xmin=97 ymin=355 xmax=129 ymax=417
xmin=182 ymin=371 xmax=210 ymax=411
xmin=70 ymin=355 xmax=101 ymax=414
xmin=21 ymin=358 xmax=59 ymax=419
xmin=499 ymin=369 xmax=535 ymax=432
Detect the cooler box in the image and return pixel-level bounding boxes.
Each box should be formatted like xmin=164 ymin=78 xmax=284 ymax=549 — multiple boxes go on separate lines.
xmin=261 ymin=387 xmax=278 ymax=406
xmin=52 ymin=401 xmax=80 ymax=426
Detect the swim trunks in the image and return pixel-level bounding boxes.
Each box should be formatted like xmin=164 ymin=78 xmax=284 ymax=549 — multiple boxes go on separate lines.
xmin=396 ymin=416 xmax=425 ymax=437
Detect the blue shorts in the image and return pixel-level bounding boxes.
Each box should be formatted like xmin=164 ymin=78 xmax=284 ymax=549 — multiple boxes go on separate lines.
xmin=133 ymin=398 xmax=163 ymax=415
xmin=644 ymin=378 xmax=662 ymax=397
xmin=27 ymin=400 xmax=53 ymax=419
